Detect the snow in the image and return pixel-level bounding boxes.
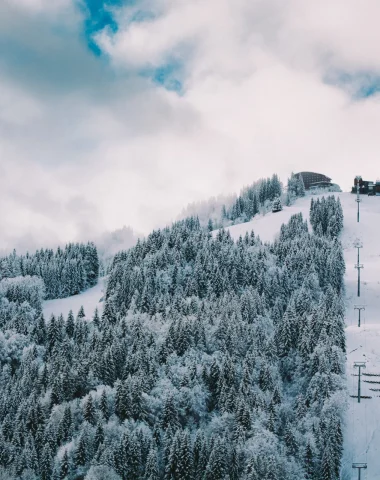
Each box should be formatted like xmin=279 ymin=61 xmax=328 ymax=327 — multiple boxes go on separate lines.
xmin=43 ymin=277 xmax=106 ymax=320
xmin=41 ymin=193 xmax=380 ymax=477
xmin=218 ymin=192 xmax=380 ymax=479
xmin=340 ymin=195 xmax=380 ymax=480
xmin=215 ymin=197 xmax=315 ymax=243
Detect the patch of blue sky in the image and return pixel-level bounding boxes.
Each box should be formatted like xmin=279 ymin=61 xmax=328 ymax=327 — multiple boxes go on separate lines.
xmin=78 ymin=1 xmax=184 ymax=93
xmin=78 ymin=0 xmax=156 ymax=56
xmin=325 ymin=69 xmax=380 ymax=99
xmin=141 ymin=61 xmax=184 ymax=94
xmin=78 ymin=0 xmax=131 ymax=55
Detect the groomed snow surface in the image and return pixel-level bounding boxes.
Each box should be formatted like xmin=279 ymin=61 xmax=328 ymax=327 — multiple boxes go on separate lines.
xmin=43 ymin=193 xmax=379 ymax=479
xmin=43 ymin=276 xmax=106 ymax=321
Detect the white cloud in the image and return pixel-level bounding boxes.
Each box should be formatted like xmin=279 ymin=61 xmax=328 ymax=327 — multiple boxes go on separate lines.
xmin=1 ymin=0 xmax=380 ymax=251
xmin=4 ymin=0 xmax=70 ymax=14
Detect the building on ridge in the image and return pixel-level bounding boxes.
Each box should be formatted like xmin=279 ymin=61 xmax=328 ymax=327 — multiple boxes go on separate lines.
xmin=295 ymin=172 xmax=332 ymax=191
xmin=353 ymin=177 xmax=380 ymax=195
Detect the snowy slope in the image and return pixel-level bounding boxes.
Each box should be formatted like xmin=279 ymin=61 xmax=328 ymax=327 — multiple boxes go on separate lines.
xmin=43 ymin=277 xmax=106 ymax=320
xmin=41 ymin=193 xmax=379 ymax=478
xmin=340 ymin=195 xmax=380 ymax=480
xmin=214 ymin=195 xmax=316 ymax=242
xmin=218 ymin=193 xmax=380 ymax=479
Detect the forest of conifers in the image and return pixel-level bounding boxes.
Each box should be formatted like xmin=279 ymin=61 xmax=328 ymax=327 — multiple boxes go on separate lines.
xmin=0 ymin=242 xmax=99 ymax=299
xmin=0 ymin=194 xmax=346 ymax=479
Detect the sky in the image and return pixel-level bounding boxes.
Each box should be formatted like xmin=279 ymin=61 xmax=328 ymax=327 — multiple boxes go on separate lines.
xmin=1 ymin=0 xmax=380 ymax=252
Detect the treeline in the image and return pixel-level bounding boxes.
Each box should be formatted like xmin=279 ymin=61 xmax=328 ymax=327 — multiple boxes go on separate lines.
xmin=309 ymin=196 xmax=344 ymax=238
xmin=184 ymin=172 xmax=306 ymax=232
xmin=0 ymin=242 xmax=99 ymax=299
xmin=0 ymin=202 xmax=346 ymax=479
xmin=0 ymin=276 xmax=44 ymax=313
xmin=286 ymin=172 xmax=306 ymax=202
xmin=221 ymin=174 xmax=283 ymax=223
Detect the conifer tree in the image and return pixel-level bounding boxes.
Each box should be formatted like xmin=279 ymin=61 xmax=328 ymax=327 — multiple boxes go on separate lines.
xmin=145 ymin=447 xmax=159 ymax=480
xmin=75 ymin=434 xmax=87 ymax=466
xmin=66 ymin=310 xmax=75 ymax=337
xmin=84 ymin=394 xmax=96 ymax=425
xmin=60 ymin=450 xmax=69 ymax=480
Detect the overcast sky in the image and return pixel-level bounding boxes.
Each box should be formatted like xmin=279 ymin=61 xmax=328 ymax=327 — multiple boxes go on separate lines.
xmin=1 ymin=0 xmax=380 ymax=251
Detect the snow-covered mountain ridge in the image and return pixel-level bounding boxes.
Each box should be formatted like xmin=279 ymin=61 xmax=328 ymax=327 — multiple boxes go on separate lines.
xmin=39 ymin=192 xmax=377 ymax=478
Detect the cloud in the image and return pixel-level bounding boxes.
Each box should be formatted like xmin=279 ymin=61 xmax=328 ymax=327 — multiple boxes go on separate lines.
xmin=1 ymin=0 xmax=380 ymax=252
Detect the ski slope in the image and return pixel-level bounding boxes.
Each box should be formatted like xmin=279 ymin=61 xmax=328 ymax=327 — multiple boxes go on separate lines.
xmin=216 ymin=196 xmax=315 ymax=243
xmin=219 ymin=193 xmax=380 ymax=479
xmin=42 ymin=193 xmax=379 ymax=478
xmin=340 ymin=194 xmax=380 ymax=480
xmin=43 ymin=277 xmax=106 ymax=320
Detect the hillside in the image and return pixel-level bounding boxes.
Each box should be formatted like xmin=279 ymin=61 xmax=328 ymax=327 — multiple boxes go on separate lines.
xmin=38 ymin=194 xmax=346 ymax=478
xmin=44 ymin=195 xmax=325 ymax=321
xmin=0 ymin=191 xmax=365 ymax=479
xmin=217 ymin=192 xmax=380 ymax=479
xmin=39 ymin=192 xmax=379 ymax=478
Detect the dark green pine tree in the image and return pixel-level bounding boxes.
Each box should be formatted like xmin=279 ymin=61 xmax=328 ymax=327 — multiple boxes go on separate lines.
xmin=94 ymin=423 xmax=104 ymax=451
xmin=277 ymin=304 xmax=295 ymax=356
xmin=128 ymin=433 xmax=142 ymax=480
xmin=74 ymin=434 xmax=87 ymax=466
xmin=165 ymin=431 xmax=181 ymax=480
xmin=100 ymin=389 xmax=109 ymax=420
xmin=77 ymin=305 xmax=86 ymax=319
xmin=205 ymin=438 xmax=226 ymax=480
xmin=66 ymin=310 xmax=75 ymax=337
xmin=93 ymin=307 xmax=100 ymax=328
xmin=115 ymin=381 xmax=129 ymax=421
xmin=329 ymin=416 xmax=343 ymax=479
xmin=50 ymin=377 xmax=61 ymax=408
xmin=34 ymin=314 xmax=47 ymax=344
xmin=229 ymin=445 xmax=240 ymax=480
xmin=177 ymin=430 xmax=193 ymax=480
xmin=207 ymin=360 xmax=221 ymax=410
xmin=321 ymin=439 xmax=335 ymax=480
xmin=116 ymin=432 xmax=130 ymax=479
xmin=47 ymin=314 xmax=60 ymax=351
xmin=83 ymin=394 xmax=96 ymax=425
xmin=58 ymin=406 xmax=72 ymax=443
xmin=193 ymin=431 xmax=208 ymax=480
xmin=161 ymin=394 xmax=180 ymax=430
xmin=304 ymin=441 xmax=315 ymax=479
xmin=145 ymin=446 xmax=159 ymax=480
xmin=284 ymin=424 xmax=298 ymax=456
xmin=40 ymin=444 xmax=53 ymax=480
xmin=60 ymin=450 xmax=69 ymax=479
xmin=24 ymin=437 xmax=38 ymax=473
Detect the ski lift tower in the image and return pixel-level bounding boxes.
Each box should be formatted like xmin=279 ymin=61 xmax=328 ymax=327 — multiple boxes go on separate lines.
xmin=352 ymin=462 xmax=367 ymax=480
xmin=355 ymin=175 xmax=362 ymax=222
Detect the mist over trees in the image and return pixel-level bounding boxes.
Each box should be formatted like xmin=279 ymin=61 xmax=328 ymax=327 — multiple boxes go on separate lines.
xmin=0 ymin=196 xmax=346 ymax=479
xmin=180 ymin=175 xmax=283 ymax=231
xmin=0 ymin=242 xmax=99 ymax=299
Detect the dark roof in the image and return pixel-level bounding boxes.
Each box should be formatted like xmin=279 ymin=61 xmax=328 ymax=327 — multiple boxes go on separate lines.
xmin=296 ymin=172 xmax=332 ymax=182
xmin=295 ymin=172 xmax=332 ymax=190
xmin=310 ymin=181 xmax=332 ymax=186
